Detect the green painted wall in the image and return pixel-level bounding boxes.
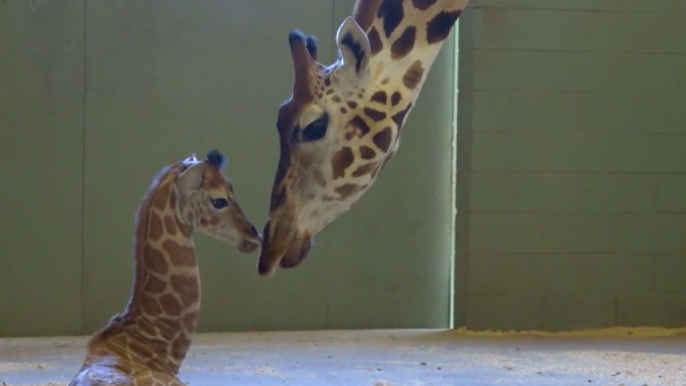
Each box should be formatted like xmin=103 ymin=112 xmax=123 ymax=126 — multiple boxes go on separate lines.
xmin=456 ymin=0 xmax=686 ymax=330
xmin=0 ymin=0 xmax=456 ymax=336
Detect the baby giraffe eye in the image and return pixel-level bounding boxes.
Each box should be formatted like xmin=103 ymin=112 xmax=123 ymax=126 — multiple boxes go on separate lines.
xmin=210 ymin=198 xmax=229 ymax=209
xmin=300 ymin=114 xmax=329 ymax=142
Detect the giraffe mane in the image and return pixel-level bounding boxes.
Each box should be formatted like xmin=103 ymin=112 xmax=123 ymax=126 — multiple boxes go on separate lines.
xmin=91 ymin=164 xmax=177 ymax=342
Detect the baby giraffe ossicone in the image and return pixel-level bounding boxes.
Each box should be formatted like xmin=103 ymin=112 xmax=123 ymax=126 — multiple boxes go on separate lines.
xmin=69 ymin=150 xmax=261 ymax=386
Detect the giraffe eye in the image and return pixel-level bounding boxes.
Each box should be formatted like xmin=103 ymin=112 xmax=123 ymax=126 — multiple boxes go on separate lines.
xmin=301 ymin=115 xmax=329 ymax=142
xmin=211 ymin=198 xmax=229 ymax=209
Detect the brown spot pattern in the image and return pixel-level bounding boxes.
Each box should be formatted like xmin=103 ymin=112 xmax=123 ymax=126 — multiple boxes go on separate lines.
xmin=335 ymin=183 xmax=362 ymax=200
xmin=332 ymin=95 xmax=342 ymax=103
xmin=159 ymin=293 xmax=182 ymax=315
xmin=172 ymin=333 xmax=192 ymax=361
xmin=152 ymin=184 xmax=170 ymax=211
xmin=368 ymin=26 xmax=383 ymax=56
xmin=141 ymin=294 xmax=163 ymax=317
xmin=370 ymin=91 xmax=387 ymax=105
xmin=148 ymin=212 xmax=164 ymax=241
xmin=312 ymin=168 xmax=327 ymax=188
xmin=163 ymin=239 xmax=196 ymax=267
xmin=392 ymin=103 xmax=414 ymax=131
xmin=145 ymin=245 xmax=169 ymax=274
xmin=146 ymin=274 xmax=167 ymax=294
xmin=403 ymin=60 xmax=424 ymax=90
xmin=340 ymin=107 xmax=348 ymax=114
xmin=322 ymin=194 xmax=336 ymax=202
xmin=138 ymin=320 xmax=158 ymax=337
xmin=373 ymin=126 xmax=394 ymax=152
xmin=170 ymin=275 xmax=199 ymax=306
xmin=363 ymin=107 xmax=386 ymax=122
xmin=347 ymin=115 xmax=371 ymax=138
xmin=426 ymin=10 xmax=461 ymax=44
xmin=412 ymin=0 xmax=436 ymax=10
xmin=179 ymin=222 xmax=192 ymax=238
xmin=163 ymin=216 xmax=177 ymax=236
xmin=200 ymin=218 xmax=208 ymax=227
xmin=391 ymin=26 xmax=416 ymax=60
xmin=352 ymin=162 xmax=379 ymax=177
xmin=377 ymin=0 xmax=404 ymax=38
xmin=347 ymin=101 xmax=358 ymax=109
xmin=209 ymin=216 xmax=220 ymax=226
xmin=391 ymin=91 xmax=402 ymax=106
xmin=156 ymin=322 xmax=177 ymax=341
xmin=331 ymin=147 xmax=354 ymax=179
xmin=127 ymin=338 xmax=153 ymax=358
xmin=359 ymin=146 xmax=377 ymax=160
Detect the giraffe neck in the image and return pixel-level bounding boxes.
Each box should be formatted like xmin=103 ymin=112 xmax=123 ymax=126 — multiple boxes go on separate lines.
xmin=364 ymin=0 xmax=466 ymax=116
xmin=91 ymin=165 xmax=199 ymax=375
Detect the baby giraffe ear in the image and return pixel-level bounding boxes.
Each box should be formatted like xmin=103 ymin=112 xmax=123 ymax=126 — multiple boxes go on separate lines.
xmin=177 ymin=161 xmax=206 ymax=195
xmin=336 ymin=16 xmax=371 ymax=76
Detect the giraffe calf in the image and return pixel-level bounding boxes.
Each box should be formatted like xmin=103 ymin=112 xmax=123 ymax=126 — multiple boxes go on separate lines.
xmin=69 ymin=150 xmax=261 ymax=386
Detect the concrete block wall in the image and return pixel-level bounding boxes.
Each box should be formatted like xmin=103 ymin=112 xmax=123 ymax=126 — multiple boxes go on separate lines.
xmin=0 ymin=0 xmax=456 ymax=337
xmin=455 ymin=0 xmax=686 ymax=330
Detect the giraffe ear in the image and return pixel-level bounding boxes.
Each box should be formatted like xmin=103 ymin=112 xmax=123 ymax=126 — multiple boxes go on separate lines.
xmin=177 ymin=161 xmax=206 ymax=194
xmin=336 ymin=16 xmax=370 ymax=76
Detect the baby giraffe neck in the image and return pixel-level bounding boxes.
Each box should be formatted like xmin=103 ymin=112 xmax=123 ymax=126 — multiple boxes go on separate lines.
xmin=92 ymin=166 xmax=199 ymax=375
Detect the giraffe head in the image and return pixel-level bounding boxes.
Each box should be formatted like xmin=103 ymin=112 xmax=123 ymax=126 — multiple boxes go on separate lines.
xmin=175 ymin=150 xmax=261 ymax=253
xmin=257 ymin=0 xmax=464 ymax=276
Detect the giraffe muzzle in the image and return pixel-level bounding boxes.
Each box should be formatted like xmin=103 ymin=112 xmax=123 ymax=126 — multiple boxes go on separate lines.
xmin=257 ymin=221 xmax=312 ymax=276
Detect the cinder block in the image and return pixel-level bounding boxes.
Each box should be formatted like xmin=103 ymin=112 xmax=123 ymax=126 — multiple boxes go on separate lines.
xmin=471 ymin=9 xmax=686 ymax=55
xmin=472 ymin=92 xmax=686 ymax=135
xmin=468 ymin=254 xmax=546 ymax=295
xmin=656 ymin=175 xmax=686 ymax=212
xmin=617 ymin=294 xmax=686 ymax=327
xmin=470 ymin=214 xmax=686 ymax=254
xmin=471 ymin=131 xmax=686 ymax=173
xmin=466 ymin=294 xmax=544 ymax=331
xmin=542 ymin=294 xmax=616 ymax=331
xmin=473 ymin=51 xmax=686 ymax=94
xmin=468 ymin=253 xmax=653 ymax=295
xmin=472 ymin=0 xmax=686 ymax=13
xmin=577 ymin=174 xmax=660 ymax=213
xmin=470 ymin=173 xmax=581 ymax=213
xmin=468 ymin=214 xmax=545 ymax=253
xmin=542 ymin=254 xmax=653 ymax=294
xmin=654 ymin=254 xmax=686 ymax=292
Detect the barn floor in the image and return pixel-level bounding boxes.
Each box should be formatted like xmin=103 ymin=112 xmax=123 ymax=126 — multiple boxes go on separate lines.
xmin=1 ymin=328 xmax=685 ymax=386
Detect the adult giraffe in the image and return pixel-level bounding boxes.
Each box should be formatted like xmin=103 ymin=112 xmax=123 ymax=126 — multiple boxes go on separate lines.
xmin=258 ymin=0 xmax=470 ymax=276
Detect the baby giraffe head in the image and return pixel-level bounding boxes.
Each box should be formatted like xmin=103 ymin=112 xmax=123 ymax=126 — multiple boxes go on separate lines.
xmin=174 ymin=150 xmax=261 ymax=253
xmin=257 ymin=16 xmax=413 ymax=276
